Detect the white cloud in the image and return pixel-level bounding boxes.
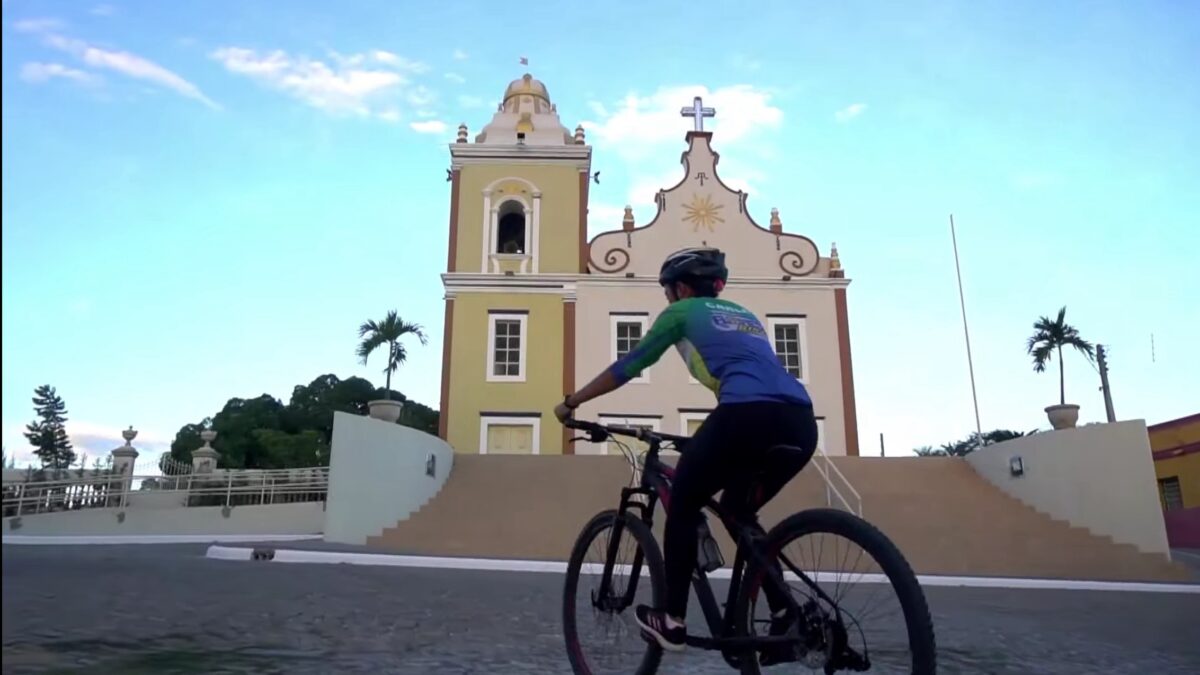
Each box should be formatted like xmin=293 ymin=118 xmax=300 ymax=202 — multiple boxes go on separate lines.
xmin=17 ymin=21 xmax=218 ymax=108
xmin=579 ymin=84 xmax=780 ymax=224
xmin=377 ymin=109 xmax=401 ymax=123
xmin=2 ymin=420 xmax=170 ymax=469
xmin=453 ymin=49 xmax=468 ymax=61
xmin=445 ymin=72 xmax=466 ymax=84
xmin=368 ymin=49 xmax=429 ymax=73
xmin=410 ymin=120 xmax=448 ymax=134
xmin=13 ymin=18 xmax=64 ymax=33
xmin=20 ymin=61 xmax=99 ymax=85
xmin=405 ymin=84 xmax=436 ymax=107
xmin=581 ymin=84 xmax=783 ymax=160
xmin=90 ymin=4 xmax=116 ymax=16
xmin=457 ymin=94 xmax=486 ymax=109
xmin=587 ymin=202 xmax=629 ymax=232
xmin=212 ymin=46 xmax=436 ymax=118
xmin=835 ymin=102 xmax=867 ymax=122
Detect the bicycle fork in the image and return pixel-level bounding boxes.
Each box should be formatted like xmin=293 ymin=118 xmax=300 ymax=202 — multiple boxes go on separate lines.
xmin=593 ymin=489 xmax=654 ymax=613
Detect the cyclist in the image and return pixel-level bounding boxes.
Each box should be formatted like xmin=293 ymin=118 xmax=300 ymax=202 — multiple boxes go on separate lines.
xmin=554 ymin=246 xmax=819 ymax=661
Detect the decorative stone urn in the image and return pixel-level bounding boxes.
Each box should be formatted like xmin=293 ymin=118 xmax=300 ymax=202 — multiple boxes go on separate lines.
xmin=368 ymin=399 xmax=403 ymax=423
xmin=192 ymin=429 xmax=220 ymax=473
xmin=1044 ymin=404 xmax=1080 ymax=430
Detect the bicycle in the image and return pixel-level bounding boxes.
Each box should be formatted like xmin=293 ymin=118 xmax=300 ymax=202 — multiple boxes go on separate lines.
xmin=561 ymin=418 xmax=937 ymax=674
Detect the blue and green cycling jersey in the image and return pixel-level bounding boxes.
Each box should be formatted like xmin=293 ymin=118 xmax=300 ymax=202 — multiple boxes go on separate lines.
xmin=608 ymin=297 xmax=812 ymax=406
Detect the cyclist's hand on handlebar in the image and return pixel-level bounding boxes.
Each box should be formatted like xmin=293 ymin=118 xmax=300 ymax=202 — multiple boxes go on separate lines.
xmin=554 ymin=400 xmax=574 ymax=423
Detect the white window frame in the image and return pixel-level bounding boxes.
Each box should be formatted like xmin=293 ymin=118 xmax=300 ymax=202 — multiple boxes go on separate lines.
xmin=767 ymin=316 xmax=810 ymax=384
xmin=816 ymin=417 xmax=826 ymax=454
xmin=596 ymin=415 xmax=661 ymax=456
xmin=478 ymin=415 xmax=541 ymax=455
xmin=482 ymin=190 xmax=540 ymax=274
xmin=678 ymin=411 xmax=710 ymax=437
xmin=610 ymin=314 xmax=650 ymax=384
xmin=486 ymin=312 xmax=528 ymax=383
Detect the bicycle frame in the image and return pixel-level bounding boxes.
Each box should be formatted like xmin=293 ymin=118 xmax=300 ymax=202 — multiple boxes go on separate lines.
xmin=568 ymin=419 xmax=818 ymax=653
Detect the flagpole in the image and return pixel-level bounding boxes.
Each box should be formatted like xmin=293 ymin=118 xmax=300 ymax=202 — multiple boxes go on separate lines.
xmin=950 ymin=214 xmax=983 ymax=441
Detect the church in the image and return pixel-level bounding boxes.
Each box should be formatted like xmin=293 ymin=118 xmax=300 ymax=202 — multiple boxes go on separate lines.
xmin=436 ymin=72 xmax=860 ymax=457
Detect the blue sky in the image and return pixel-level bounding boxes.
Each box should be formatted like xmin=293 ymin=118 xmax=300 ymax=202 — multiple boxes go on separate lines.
xmin=3 ymin=0 xmax=1198 ymax=466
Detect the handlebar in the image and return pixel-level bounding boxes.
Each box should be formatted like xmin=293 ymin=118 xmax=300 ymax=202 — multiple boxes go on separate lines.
xmin=564 ymin=417 xmax=690 ymax=448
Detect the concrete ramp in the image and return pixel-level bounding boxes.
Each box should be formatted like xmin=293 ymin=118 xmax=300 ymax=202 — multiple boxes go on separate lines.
xmin=368 ymin=455 xmax=1192 ymax=582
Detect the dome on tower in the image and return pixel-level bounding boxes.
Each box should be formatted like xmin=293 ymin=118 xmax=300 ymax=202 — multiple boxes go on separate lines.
xmin=502 ymin=73 xmax=553 ymax=114
xmin=473 ymin=71 xmax=576 ymax=146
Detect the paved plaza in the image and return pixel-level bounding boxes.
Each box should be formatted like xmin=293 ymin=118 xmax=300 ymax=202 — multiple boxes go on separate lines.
xmin=3 ymin=543 xmax=1199 ymax=674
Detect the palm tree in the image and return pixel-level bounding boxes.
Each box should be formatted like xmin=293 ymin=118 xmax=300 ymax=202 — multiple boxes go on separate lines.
xmin=357 ymin=311 xmax=428 ymax=400
xmin=1025 ymin=306 xmax=1095 ymax=406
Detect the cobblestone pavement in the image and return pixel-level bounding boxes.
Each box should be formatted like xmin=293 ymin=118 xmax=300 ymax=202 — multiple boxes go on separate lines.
xmin=3 ymin=544 xmax=1198 ymax=674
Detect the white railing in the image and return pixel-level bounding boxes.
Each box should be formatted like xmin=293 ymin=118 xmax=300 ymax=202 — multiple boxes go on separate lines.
xmin=2 ymin=468 xmax=328 ymax=519
xmin=810 ymin=448 xmax=863 ymax=516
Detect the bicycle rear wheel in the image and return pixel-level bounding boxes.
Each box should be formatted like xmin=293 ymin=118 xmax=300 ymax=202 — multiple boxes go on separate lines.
xmin=734 ymin=508 xmax=936 ymax=674
xmin=563 ymin=509 xmax=666 ymax=675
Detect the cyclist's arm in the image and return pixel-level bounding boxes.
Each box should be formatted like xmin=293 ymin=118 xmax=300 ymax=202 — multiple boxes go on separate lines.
xmin=562 ymin=303 xmax=688 ymax=412
xmin=606 ymin=303 xmax=689 ymax=386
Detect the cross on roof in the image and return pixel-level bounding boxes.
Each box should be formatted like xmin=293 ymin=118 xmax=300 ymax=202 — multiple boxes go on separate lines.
xmin=680 ymin=96 xmax=715 ymax=132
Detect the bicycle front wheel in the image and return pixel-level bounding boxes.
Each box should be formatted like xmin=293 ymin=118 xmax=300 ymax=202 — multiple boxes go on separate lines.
xmin=562 ymin=509 xmax=666 ymax=675
xmin=734 ymin=508 xmax=937 ymax=674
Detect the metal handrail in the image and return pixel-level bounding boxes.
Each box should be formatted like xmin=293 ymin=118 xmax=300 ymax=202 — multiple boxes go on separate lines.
xmin=2 ymin=468 xmax=329 ymax=518
xmin=810 ymin=448 xmax=863 ymax=516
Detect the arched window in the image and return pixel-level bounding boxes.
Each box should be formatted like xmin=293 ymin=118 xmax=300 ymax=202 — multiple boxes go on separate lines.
xmin=496 ymin=201 xmax=526 ymax=254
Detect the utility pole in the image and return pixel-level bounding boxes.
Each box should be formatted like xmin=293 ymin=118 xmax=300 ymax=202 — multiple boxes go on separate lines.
xmin=880 ymin=433 xmax=885 ymax=457
xmin=1097 ymin=344 xmax=1116 ymax=423
xmin=950 ymin=215 xmax=983 ymax=441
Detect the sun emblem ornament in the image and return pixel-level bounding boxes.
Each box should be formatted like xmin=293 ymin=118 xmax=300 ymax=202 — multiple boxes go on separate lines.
xmin=682 ymin=192 xmax=725 ymax=232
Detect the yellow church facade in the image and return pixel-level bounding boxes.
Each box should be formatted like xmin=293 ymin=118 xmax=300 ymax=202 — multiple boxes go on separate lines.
xmin=438 ymin=73 xmax=860 ymax=457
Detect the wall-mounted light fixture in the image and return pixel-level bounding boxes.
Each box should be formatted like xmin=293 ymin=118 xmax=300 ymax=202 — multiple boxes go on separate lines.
xmin=1009 ymin=456 xmax=1024 ymax=477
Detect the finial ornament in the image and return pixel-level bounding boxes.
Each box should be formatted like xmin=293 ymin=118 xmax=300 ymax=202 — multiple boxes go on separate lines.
xmin=456 ymin=123 xmax=468 ymax=143
xmin=622 ymin=205 xmax=635 ymax=231
xmin=769 ymin=207 xmax=783 ymax=233
xmin=830 ymin=242 xmax=842 ymax=270
xmin=574 ymin=124 xmax=586 ymax=144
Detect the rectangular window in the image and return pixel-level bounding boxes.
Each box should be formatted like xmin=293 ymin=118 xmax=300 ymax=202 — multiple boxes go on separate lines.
xmin=487 ymin=313 xmax=528 ymax=382
xmin=610 ymin=314 xmax=650 ymax=383
xmin=479 ymin=415 xmax=541 ymax=454
xmin=615 ymin=321 xmax=643 ymax=360
xmin=1159 ymin=476 xmax=1184 ymax=511
xmin=767 ymin=316 xmax=809 ymax=383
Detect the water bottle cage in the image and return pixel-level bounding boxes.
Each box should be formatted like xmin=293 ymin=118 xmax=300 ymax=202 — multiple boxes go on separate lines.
xmin=696 ymin=518 xmax=725 ymax=573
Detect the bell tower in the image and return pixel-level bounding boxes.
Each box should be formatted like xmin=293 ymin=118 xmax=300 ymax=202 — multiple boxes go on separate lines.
xmin=438 ymin=72 xmax=591 ymax=455
xmin=445 ymin=73 xmax=592 ymax=276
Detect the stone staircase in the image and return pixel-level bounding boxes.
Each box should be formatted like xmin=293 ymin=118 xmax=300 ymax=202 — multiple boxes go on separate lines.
xmin=366 ymin=455 xmax=1193 ymax=582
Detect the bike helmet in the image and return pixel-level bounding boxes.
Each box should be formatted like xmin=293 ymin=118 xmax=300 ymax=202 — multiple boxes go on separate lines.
xmin=658 ymin=247 xmax=729 ymax=290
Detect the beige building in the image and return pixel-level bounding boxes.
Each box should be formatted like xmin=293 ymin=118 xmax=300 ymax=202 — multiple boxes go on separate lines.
xmin=438 ymin=73 xmax=860 ymax=456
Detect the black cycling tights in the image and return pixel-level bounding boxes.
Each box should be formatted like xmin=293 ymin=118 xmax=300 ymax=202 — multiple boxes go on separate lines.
xmin=663 ymin=401 xmax=819 ymax=620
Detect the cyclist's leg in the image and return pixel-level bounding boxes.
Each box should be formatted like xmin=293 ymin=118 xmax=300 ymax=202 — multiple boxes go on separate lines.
xmin=722 ymin=403 xmax=818 ymax=615
xmin=660 ymin=404 xmax=741 ymax=620
xmin=636 ymin=404 xmax=741 ymax=649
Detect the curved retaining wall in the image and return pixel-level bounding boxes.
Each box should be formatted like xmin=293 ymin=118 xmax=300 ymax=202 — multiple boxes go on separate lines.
xmin=323 ymin=412 xmax=455 ymax=545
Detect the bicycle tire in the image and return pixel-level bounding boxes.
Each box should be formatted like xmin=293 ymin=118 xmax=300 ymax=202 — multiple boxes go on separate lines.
xmin=563 ymin=509 xmax=666 ymax=675
xmin=733 ymin=508 xmax=937 ymax=674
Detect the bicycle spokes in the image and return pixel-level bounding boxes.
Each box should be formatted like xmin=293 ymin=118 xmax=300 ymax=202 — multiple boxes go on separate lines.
xmin=568 ymin=516 xmax=659 ymax=673
xmin=749 ymin=530 xmax=910 ymax=672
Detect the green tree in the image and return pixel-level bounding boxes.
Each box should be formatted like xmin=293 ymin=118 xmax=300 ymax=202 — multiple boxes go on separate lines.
xmin=286 ymin=374 xmax=380 ymax=444
xmin=251 ymin=429 xmax=328 ymax=468
xmin=913 ymin=429 xmax=1035 ymax=457
xmin=23 ymin=384 xmax=75 ymax=469
xmin=1026 ymin=306 xmax=1095 ymax=405
xmin=356 ymin=311 xmax=428 ymax=400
